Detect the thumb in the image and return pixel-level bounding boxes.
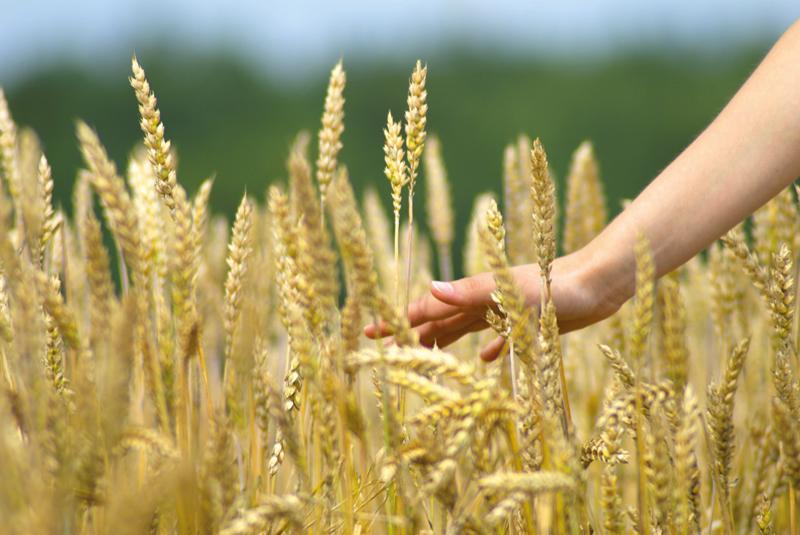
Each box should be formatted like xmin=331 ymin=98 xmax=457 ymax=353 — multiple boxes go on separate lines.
xmin=430 ymin=272 xmax=495 ymax=308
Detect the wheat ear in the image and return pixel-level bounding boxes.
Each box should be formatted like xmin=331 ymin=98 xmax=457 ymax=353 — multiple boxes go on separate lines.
xmin=563 ymin=141 xmax=607 ymax=254
xmin=0 ymin=88 xmax=20 ymax=219
xmin=223 ymin=194 xmax=254 ymax=362
xmin=316 ymin=60 xmax=345 ymax=211
xmin=424 ymin=135 xmax=454 ymax=280
xmin=403 ymin=60 xmax=428 ymax=311
xmin=130 ymin=57 xmax=178 ymax=213
xmin=529 ymin=138 xmax=556 ymax=287
xmin=384 ymin=111 xmax=406 ymax=307
xmin=706 ymin=336 xmax=749 ymax=532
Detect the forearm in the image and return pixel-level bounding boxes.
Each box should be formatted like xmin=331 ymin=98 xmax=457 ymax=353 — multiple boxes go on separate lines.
xmin=584 ymin=19 xmax=800 ymax=309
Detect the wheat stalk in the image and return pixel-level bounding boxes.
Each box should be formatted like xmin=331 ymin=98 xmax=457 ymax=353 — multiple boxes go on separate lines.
xmin=2 ymin=57 xmax=800 ymax=535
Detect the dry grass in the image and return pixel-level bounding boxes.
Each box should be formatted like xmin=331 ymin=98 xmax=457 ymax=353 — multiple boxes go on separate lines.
xmin=0 ymin=57 xmax=798 ymax=535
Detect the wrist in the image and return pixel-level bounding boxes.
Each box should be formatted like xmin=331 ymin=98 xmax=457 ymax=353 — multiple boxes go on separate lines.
xmin=571 ymin=233 xmax=637 ymax=321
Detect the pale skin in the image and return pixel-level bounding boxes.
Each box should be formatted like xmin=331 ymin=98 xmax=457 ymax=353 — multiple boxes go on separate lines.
xmin=366 ymin=19 xmax=800 ymax=361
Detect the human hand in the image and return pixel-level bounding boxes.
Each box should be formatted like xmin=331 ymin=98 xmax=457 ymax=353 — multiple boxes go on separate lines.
xmin=364 ymin=249 xmax=622 ymax=361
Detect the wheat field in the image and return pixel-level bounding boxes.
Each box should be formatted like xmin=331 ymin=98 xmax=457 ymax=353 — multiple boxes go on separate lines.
xmin=0 ymin=57 xmax=796 ymax=534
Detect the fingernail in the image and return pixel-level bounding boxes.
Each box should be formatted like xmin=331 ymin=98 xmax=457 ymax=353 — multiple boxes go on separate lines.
xmin=432 ymin=280 xmax=455 ymax=296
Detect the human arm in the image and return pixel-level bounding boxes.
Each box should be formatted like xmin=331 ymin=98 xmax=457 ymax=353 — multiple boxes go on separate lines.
xmin=366 ymin=19 xmax=800 ymax=360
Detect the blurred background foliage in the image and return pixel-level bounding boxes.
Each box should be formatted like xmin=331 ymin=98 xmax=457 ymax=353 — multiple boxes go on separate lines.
xmin=3 ymin=46 xmax=768 ymax=272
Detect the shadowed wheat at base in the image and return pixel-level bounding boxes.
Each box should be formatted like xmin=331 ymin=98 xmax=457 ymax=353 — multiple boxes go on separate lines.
xmin=0 ymin=57 xmax=798 ymax=535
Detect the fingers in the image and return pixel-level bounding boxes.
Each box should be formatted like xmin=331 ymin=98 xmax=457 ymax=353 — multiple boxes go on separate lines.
xmin=407 ymin=292 xmax=462 ymax=327
xmin=475 ymin=316 xmax=588 ymax=361
xmin=417 ymin=314 xmax=488 ymax=348
xmin=429 ymin=273 xmax=496 ymax=308
xmin=405 ymin=273 xmax=496 ymax=327
xmin=363 ymin=320 xmax=390 ymax=339
xmin=475 ymin=317 xmax=590 ymax=361
xmin=427 ymin=323 xmax=487 ymax=349
xmin=367 ymin=272 xmax=498 ymax=339
xmin=367 ymin=310 xmax=490 ymax=352
xmin=480 ymin=336 xmax=508 ymax=362
xmin=362 ymin=299 xmax=470 ymax=339
xmin=415 ymin=313 xmax=474 ymax=347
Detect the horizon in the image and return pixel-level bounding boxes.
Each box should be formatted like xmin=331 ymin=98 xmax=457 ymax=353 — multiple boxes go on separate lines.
xmin=2 ymin=0 xmax=798 ymax=86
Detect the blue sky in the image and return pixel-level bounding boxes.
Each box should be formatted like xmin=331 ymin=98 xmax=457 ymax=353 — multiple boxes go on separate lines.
xmin=2 ymin=1 xmax=799 ymax=83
